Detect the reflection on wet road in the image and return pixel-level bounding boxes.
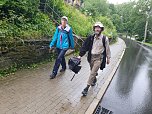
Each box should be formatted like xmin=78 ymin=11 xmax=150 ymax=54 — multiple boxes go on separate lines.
xmin=99 ymin=39 xmax=152 ymax=114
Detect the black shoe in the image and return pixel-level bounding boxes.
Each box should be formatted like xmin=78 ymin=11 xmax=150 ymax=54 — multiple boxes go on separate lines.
xmin=82 ymin=88 xmax=89 ymax=96
xmin=91 ymin=78 xmax=97 ymax=86
xmin=60 ymin=68 xmax=66 ymax=72
xmin=50 ymin=73 xmax=56 ymax=79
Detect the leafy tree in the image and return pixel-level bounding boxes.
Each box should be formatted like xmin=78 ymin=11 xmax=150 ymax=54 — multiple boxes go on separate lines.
xmin=82 ymin=0 xmax=110 ymax=16
xmin=111 ymin=14 xmax=123 ymax=32
xmin=113 ymin=0 xmax=152 ymax=43
xmin=109 ymin=3 xmax=116 ymax=15
xmin=133 ymin=0 xmax=152 ymax=42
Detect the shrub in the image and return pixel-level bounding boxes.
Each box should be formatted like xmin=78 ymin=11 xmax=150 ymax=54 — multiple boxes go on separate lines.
xmin=0 ymin=0 xmax=56 ymax=41
xmin=47 ymin=0 xmax=93 ymax=37
xmin=62 ymin=4 xmax=92 ymax=36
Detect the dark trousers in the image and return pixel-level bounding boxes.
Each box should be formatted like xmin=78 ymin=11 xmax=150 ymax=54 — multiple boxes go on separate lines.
xmin=52 ymin=48 xmax=67 ymax=75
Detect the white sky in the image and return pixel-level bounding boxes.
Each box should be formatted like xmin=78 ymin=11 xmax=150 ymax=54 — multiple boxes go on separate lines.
xmin=107 ymin=0 xmax=131 ymax=4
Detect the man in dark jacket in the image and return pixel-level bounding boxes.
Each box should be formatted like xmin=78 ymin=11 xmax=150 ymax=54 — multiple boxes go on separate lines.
xmin=78 ymin=22 xmax=111 ymax=96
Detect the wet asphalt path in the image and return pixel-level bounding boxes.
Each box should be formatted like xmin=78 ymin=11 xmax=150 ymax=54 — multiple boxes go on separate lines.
xmin=98 ymin=38 xmax=152 ymax=114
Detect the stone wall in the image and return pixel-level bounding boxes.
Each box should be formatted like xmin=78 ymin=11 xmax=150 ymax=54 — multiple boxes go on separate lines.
xmin=0 ymin=40 xmax=52 ymax=71
xmin=0 ymin=36 xmax=80 ymax=71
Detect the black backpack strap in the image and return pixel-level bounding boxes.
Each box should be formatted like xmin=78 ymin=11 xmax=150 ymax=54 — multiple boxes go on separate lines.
xmin=100 ymin=35 xmax=106 ymax=70
xmin=102 ymin=35 xmax=106 ymax=50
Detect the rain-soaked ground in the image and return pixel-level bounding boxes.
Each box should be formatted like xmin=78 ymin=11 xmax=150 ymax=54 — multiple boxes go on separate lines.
xmin=95 ymin=38 xmax=152 ymax=114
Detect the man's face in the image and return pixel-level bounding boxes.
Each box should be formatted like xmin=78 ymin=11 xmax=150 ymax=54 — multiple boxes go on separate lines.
xmin=61 ymin=19 xmax=67 ymax=27
xmin=94 ymin=26 xmax=102 ymax=36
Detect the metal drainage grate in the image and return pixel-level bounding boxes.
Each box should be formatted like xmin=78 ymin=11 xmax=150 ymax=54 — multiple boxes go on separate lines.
xmin=94 ymin=106 xmax=113 ymax=114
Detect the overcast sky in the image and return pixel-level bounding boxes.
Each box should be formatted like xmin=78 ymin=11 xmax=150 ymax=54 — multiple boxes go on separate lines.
xmin=107 ymin=0 xmax=131 ymax=4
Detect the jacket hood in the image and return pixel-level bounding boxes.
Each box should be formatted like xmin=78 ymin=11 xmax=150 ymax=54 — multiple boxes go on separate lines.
xmin=58 ymin=24 xmax=71 ymax=32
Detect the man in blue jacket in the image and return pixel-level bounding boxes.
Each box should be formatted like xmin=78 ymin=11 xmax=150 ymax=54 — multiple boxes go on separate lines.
xmin=49 ymin=16 xmax=75 ymax=79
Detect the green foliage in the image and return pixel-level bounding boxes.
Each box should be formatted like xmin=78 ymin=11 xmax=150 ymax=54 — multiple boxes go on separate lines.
xmin=0 ymin=0 xmax=117 ymax=41
xmin=82 ymin=0 xmax=110 ymax=16
xmin=47 ymin=0 xmax=117 ymax=38
xmin=46 ymin=0 xmax=93 ymax=36
xmin=0 ymin=0 xmax=56 ymax=41
xmin=109 ymin=4 xmax=116 ymax=15
xmin=80 ymin=0 xmax=117 ymax=40
xmin=62 ymin=4 xmax=92 ymax=36
xmin=111 ymin=14 xmax=123 ymax=32
xmin=0 ymin=64 xmax=17 ymax=77
xmin=112 ymin=0 xmax=152 ymax=44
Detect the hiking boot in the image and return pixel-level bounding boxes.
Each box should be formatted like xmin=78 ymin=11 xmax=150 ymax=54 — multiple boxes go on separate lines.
xmin=91 ymin=77 xmax=97 ymax=86
xmin=60 ymin=68 xmax=66 ymax=72
xmin=50 ymin=73 xmax=56 ymax=79
xmin=82 ymin=88 xmax=89 ymax=96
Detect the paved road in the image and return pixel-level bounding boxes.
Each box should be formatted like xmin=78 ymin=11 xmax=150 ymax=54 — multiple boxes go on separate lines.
xmin=99 ymin=38 xmax=152 ymax=114
xmin=0 ymin=38 xmax=125 ymax=114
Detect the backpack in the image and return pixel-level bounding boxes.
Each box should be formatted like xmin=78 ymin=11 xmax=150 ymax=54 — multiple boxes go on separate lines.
xmin=68 ymin=57 xmax=81 ymax=81
xmin=68 ymin=57 xmax=81 ymax=73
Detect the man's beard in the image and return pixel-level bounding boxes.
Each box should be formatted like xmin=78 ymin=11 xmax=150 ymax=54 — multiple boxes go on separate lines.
xmin=94 ymin=31 xmax=102 ymax=36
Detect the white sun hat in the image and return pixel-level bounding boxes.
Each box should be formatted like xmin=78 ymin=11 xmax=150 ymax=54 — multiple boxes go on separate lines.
xmin=94 ymin=22 xmax=104 ymax=28
xmin=61 ymin=16 xmax=68 ymax=22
